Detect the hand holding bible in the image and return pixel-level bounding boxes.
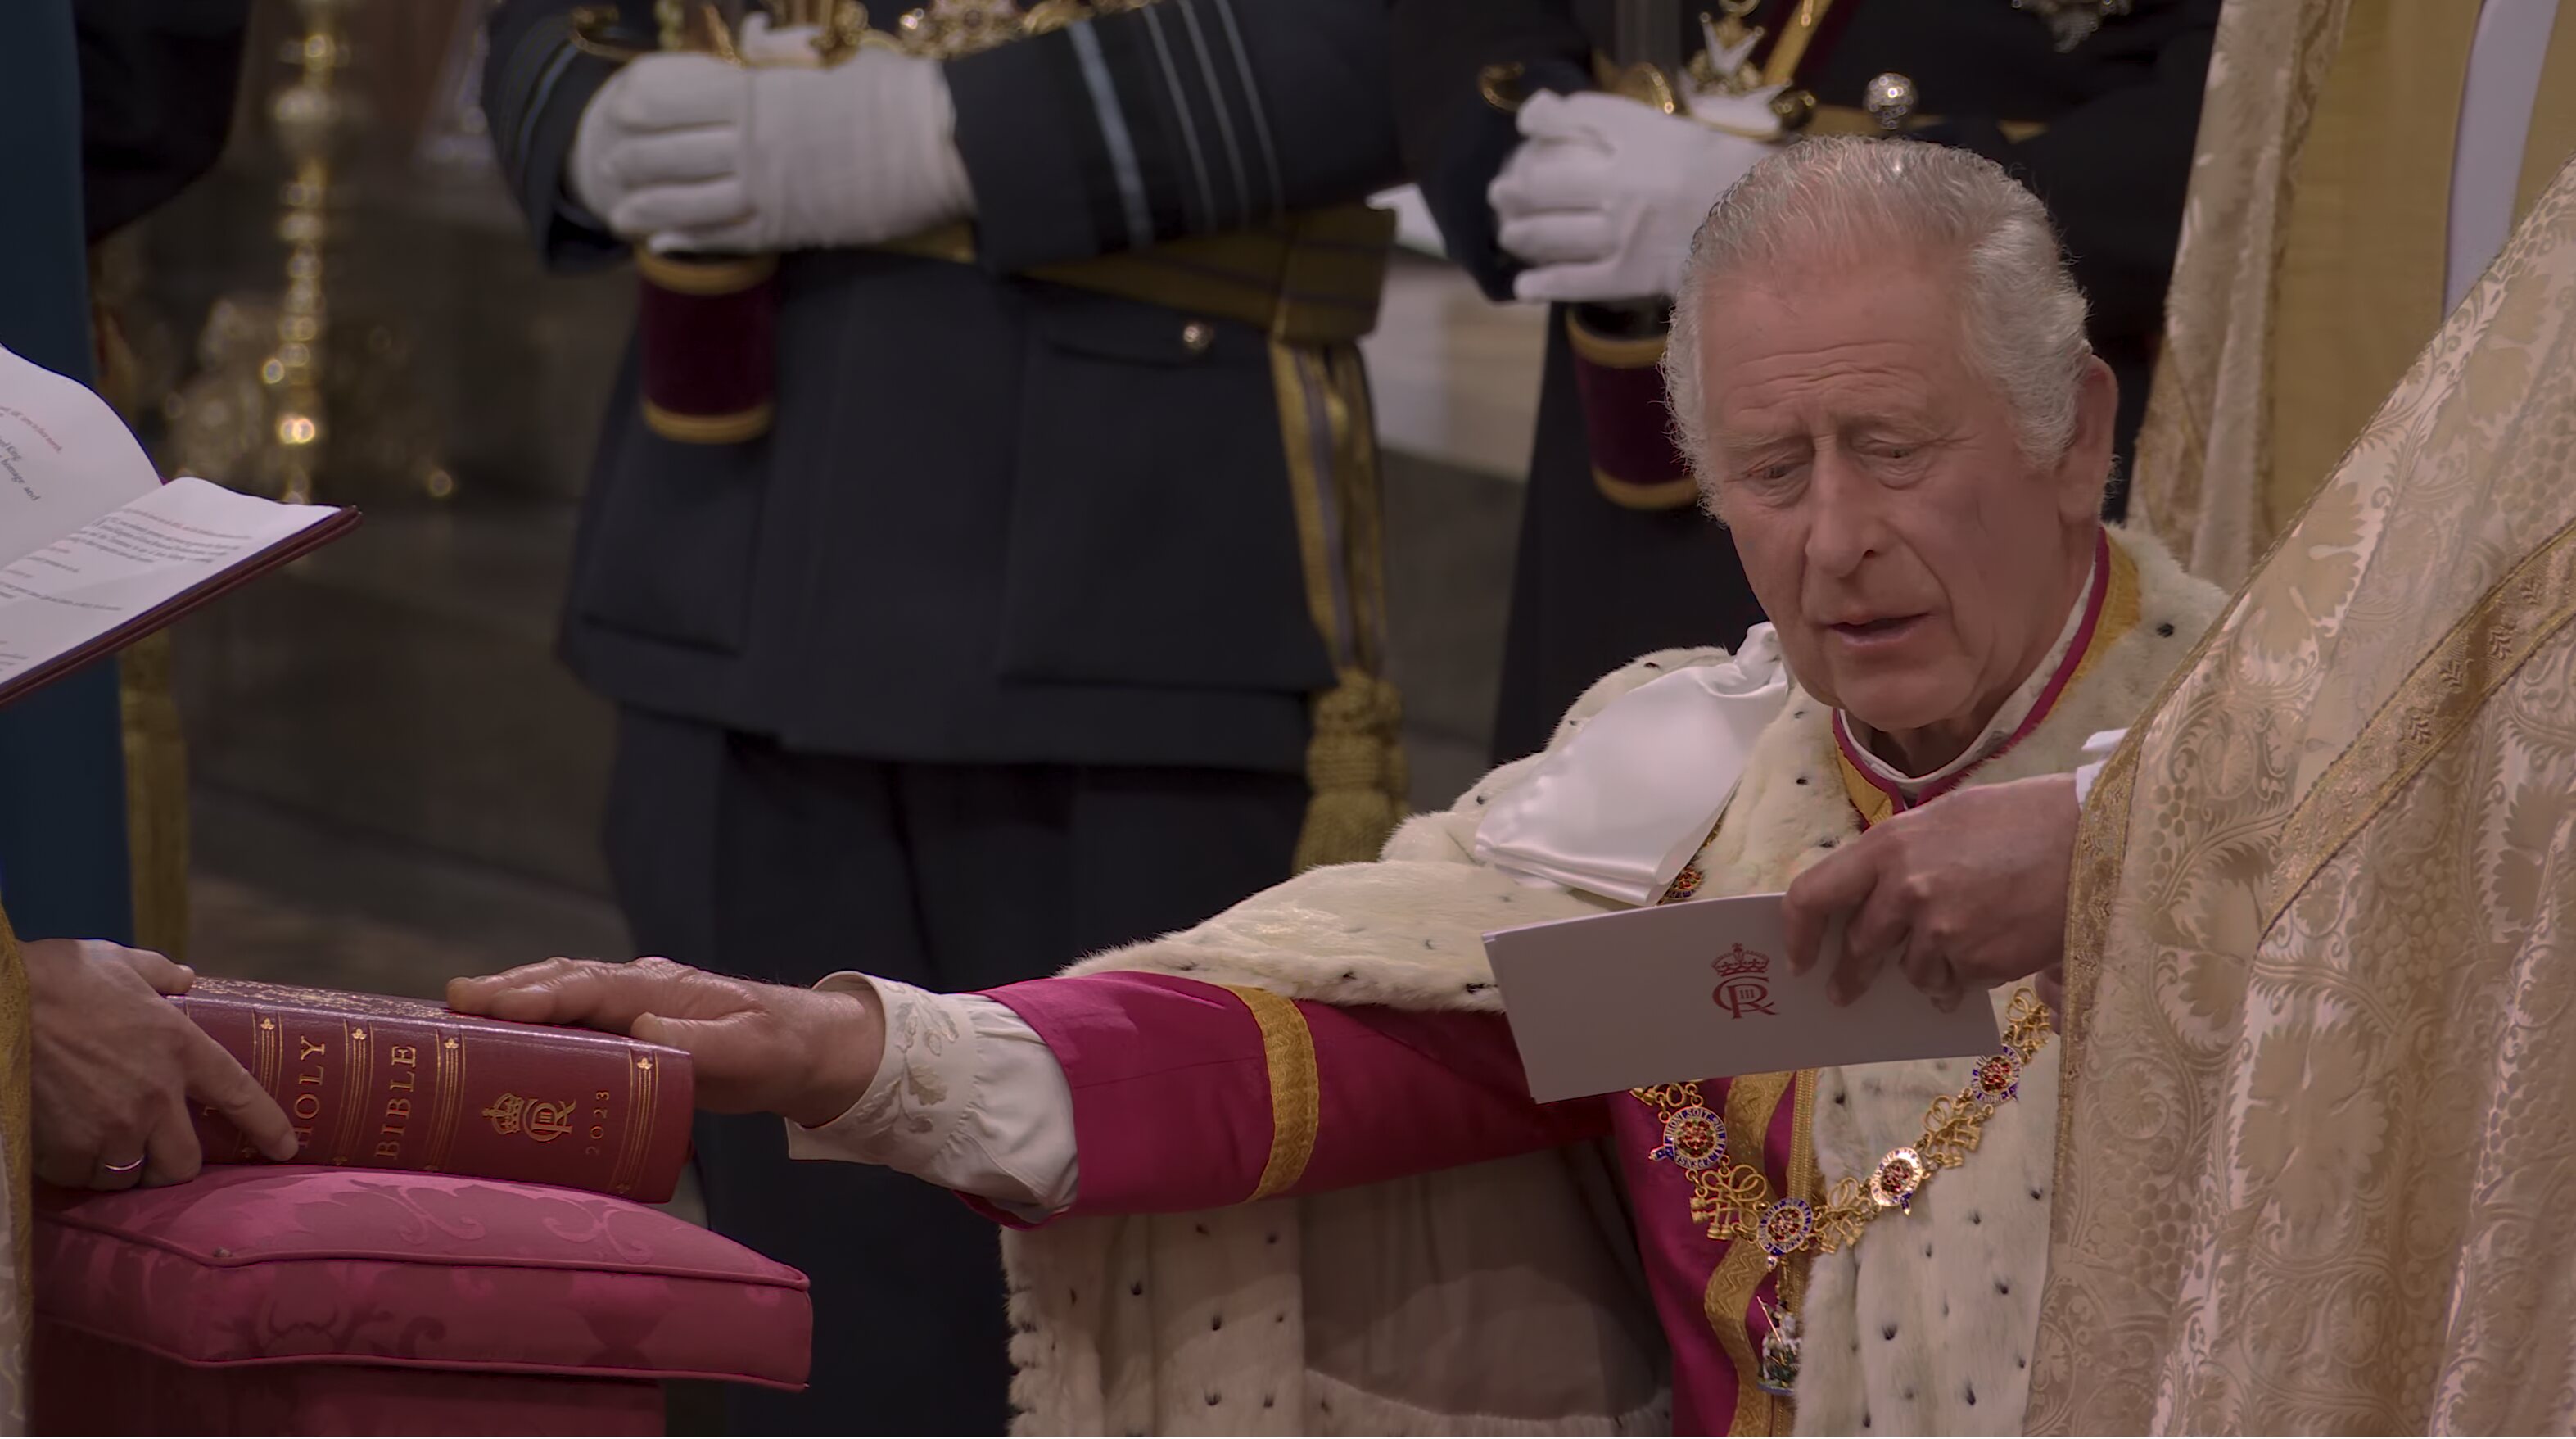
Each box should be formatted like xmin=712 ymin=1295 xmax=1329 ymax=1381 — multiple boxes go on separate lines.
xmin=29 ymin=940 xmax=298 ymax=1189
xmin=448 ymin=957 xmax=882 ymax=1127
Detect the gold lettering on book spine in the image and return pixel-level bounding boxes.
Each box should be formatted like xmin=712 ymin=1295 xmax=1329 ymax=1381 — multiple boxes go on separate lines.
xmin=250 ymin=1010 xmax=282 ymax=1161
xmin=424 ymin=1030 xmax=466 ymax=1172
xmin=377 ymin=1041 xmax=421 ymax=1160
xmin=610 ymin=1051 xmax=660 ymax=1196
xmin=290 ymin=1032 xmax=329 ymax=1148
xmin=331 ymin=1022 xmax=373 ymax=1163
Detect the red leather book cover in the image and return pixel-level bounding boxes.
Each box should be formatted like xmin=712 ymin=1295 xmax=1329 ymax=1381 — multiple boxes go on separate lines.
xmin=174 ymin=977 xmax=694 ymax=1203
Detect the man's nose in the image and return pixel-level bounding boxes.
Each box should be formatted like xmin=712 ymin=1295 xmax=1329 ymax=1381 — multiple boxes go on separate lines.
xmin=1802 ymin=447 xmax=1884 ymax=577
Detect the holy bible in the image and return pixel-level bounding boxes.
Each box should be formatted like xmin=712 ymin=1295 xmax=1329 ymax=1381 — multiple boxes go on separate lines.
xmin=175 ymin=978 xmax=696 ymax=1203
xmin=0 ymin=344 xmax=357 ymax=707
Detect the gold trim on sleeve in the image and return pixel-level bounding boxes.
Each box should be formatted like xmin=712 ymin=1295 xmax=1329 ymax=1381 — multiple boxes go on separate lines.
xmin=632 ymin=251 xmax=778 ymax=296
xmin=1591 ymin=470 xmax=1702 ymax=510
xmin=1564 ymin=311 xmax=1668 ymax=369
xmin=641 ymin=400 xmax=777 ymax=444
xmin=1218 ymin=985 xmax=1322 ymax=1201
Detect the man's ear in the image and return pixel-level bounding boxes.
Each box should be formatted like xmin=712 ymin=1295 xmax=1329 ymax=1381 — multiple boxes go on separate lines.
xmin=2054 ymin=355 xmax=2117 ymax=523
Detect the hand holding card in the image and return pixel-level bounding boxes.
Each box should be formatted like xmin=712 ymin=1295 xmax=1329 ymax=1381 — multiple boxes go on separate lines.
xmin=1485 ymin=891 xmax=2000 ymax=1103
xmin=1780 ymin=775 xmax=2080 ymax=1011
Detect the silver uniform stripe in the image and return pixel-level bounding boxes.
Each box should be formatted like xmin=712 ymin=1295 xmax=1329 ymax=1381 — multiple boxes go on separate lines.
xmin=513 ymin=37 xmax=583 ymax=182
xmin=1205 ymin=0 xmax=1283 ymax=217
xmin=1139 ymin=5 xmax=1218 ymax=232
xmin=492 ymin=13 xmax=570 ymax=171
xmin=1176 ymin=0 xmax=1251 ymax=229
xmin=1067 ymin=20 xmax=1155 ymax=249
xmin=1293 ymin=356 xmax=1356 ymax=666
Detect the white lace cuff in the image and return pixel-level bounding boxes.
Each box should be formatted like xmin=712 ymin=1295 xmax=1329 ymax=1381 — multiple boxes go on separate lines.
xmin=784 ymin=974 xmax=1076 ymax=1220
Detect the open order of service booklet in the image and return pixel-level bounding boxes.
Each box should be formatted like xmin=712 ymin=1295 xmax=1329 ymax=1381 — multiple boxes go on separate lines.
xmin=0 ymin=346 xmax=357 ymax=705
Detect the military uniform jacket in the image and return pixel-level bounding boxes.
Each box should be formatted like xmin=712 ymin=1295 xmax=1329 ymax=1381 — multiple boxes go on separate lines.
xmin=1396 ymin=0 xmax=2218 ymax=438
xmin=484 ymin=0 xmax=1400 ymax=773
xmin=1390 ymin=0 xmax=2220 ymax=762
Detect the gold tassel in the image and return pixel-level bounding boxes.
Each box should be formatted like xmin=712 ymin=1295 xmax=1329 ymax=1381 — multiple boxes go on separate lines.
xmin=1293 ymin=667 xmax=1409 ymax=870
xmin=1269 ymin=305 xmax=1408 ymax=871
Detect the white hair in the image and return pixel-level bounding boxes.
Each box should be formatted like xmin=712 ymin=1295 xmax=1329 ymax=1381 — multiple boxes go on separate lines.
xmin=1661 ymin=137 xmax=2093 ymax=495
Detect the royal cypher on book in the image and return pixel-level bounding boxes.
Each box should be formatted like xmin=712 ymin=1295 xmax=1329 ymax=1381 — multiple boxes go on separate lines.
xmin=175 ymin=978 xmax=694 ymax=1203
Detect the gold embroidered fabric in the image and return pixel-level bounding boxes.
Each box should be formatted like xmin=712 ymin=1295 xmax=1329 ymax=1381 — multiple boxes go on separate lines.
xmin=2124 ymin=0 xmax=2352 ymax=588
xmin=2134 ymin=0 xmax=2576 ymax=592
xmin=1705 ymin=1069 xmax=1796 ymax=1438
xmin=1218 ymin=985 xmax=1320 ymax=1201
xmin=2031 ymin=157 xmax=2576 ymax=1435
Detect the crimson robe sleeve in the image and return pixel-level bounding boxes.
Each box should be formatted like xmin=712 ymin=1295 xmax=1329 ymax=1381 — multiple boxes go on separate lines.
xmin=977 ymin=971 xmax=1607 ymax=1222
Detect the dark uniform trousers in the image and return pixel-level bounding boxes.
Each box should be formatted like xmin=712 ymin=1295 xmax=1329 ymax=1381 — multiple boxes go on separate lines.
xmin=608 ymin=709 xmax=1303 ymax=1434
xmin=486 ymin=0 xmax=1401 ymax=1427
xmin=1394 ymin=0 xmax=2220 ymax=762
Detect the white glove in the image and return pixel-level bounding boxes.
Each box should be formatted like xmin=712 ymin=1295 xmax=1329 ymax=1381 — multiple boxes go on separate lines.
xmin=733 ymin=13 xmax=826 ymax=67
xmin=1489 ymin=88 xmax=1778 ymax=304
xmin=567 ymin=33 xmax=974 ymax=253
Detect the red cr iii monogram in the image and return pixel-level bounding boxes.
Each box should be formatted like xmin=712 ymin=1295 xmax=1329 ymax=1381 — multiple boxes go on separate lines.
xmin=1711 ymin=943 xmax=1778 ymax=1020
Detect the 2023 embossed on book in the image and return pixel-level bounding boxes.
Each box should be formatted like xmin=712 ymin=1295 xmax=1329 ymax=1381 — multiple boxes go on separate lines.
xmin=175 ymin=977 xmax=694 ymax=1202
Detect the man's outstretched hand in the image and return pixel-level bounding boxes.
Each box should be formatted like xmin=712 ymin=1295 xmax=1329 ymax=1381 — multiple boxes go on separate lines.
xmin=1782 ymin=774 xmax=2079 ymax=1011
xmin=447 ymin=957 xmax=884 ymax=1127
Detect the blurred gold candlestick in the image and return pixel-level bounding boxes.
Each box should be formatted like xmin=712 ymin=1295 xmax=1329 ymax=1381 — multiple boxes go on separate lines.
xmin=263 ymin=0 xmax=359 ymax=505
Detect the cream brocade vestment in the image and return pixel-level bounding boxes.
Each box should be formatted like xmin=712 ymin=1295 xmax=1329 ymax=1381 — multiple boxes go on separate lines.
xmin=2128 ymin=0 xmax=2576 ymax=590
xmin=2030 ymin=158 xmax=2576 ymax=1434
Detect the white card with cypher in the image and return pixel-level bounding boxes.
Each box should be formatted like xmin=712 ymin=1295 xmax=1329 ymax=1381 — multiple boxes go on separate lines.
xmin=1484 ymin=891 xmax=2000 ymax=1102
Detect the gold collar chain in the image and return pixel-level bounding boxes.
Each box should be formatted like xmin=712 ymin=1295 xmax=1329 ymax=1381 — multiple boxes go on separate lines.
xmin=1629 ymin=989 xmax=2054 ymax=1394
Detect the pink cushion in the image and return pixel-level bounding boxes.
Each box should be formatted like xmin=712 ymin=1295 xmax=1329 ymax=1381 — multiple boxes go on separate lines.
xmin=34 ymin=1166 xmax=810 ymax=1390
xmin=36 ymin=1324 xmax=663 ymax=1437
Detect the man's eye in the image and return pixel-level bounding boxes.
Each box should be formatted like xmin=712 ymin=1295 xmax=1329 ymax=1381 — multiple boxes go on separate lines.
xmin=1749 ymin=459 xmax=1803 ymax=484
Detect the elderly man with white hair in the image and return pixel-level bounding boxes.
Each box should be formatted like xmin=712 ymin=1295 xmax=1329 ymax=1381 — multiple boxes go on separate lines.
xmin=452 ymin=138 xmax=2223 ymax=1437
